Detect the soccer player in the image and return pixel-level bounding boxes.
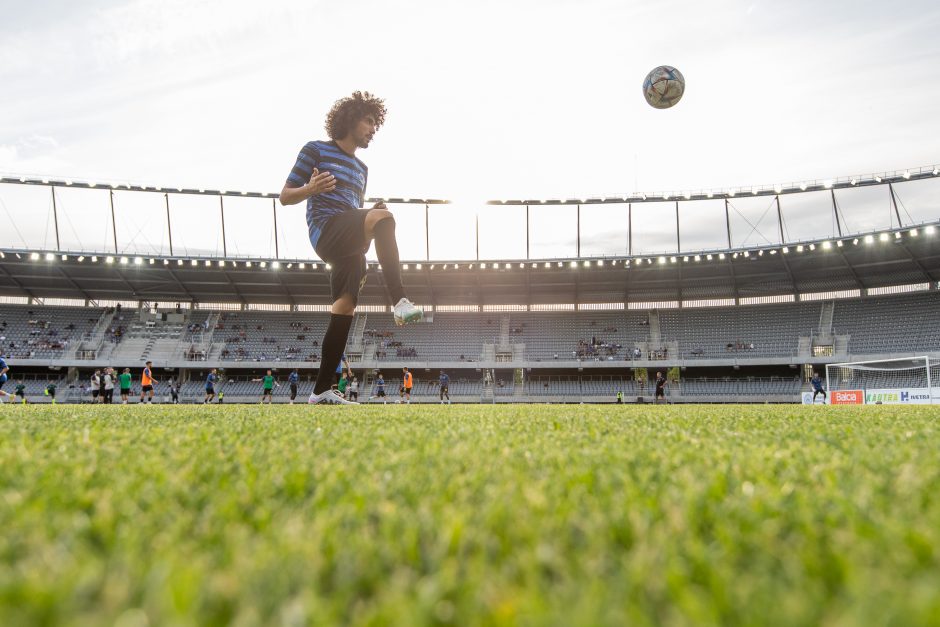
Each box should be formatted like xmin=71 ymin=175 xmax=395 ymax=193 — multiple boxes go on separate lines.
xmin=254 ymin=370 xmax=278 ymax=404
xmin=288 ymin=369 xmax=300 ymax=404
xmin=370 ymin=372 xmax=387 ymax=403
xmin=402 ymin=367 xmax=413 ymax=404
xmin=14 ymin=380 xmax=27 ymax=404
xmin=279 ymin=91 xmax=422 ymax=405
xmin=119 ymin=368 xmax=132 ymax=404
xmin=654 ymin=371 xmax=667 ymax=403
xmin=168 ymin=378 xmax=180 ymax=404
xmin=439 ymin=370 xmax=450 ymax=404
xmin=337 ymin=371 xmax=349 ymax=399
xmin=0 ymin=354 xmax=10 ymax=403
xmin=45 ymin=381 xmax=57 ymax=404
xmin=103 ymin=367 xmax=115 ymax=404
xmin=205 ymin=368 xmax=217 ymax=404
xmin=348 ymin=376 xmax=359 ymax=402
xmin=91 ymin=369 xmax=101 ymax=403
xmin=811 ymin=372 xmax=827 ymax=404
xmin=140 ymin=361 xmax=157 ymax=404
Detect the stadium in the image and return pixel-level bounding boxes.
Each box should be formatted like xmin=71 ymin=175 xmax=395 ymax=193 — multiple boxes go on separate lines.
xmin=1 ymin=168 xmax=938 ymax=405
xmin=4 ymin=2 xmax=940 ymax=625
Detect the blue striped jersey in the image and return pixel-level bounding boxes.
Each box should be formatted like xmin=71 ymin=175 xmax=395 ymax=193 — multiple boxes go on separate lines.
xmin=285 ymin=140 xmax=368 ymax=249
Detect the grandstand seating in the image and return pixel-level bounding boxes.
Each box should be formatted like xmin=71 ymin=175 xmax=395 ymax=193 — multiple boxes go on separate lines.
xmin=0 ymin=305 xmax=102 ymax=359
xmin=832 ymin=293 xmax=940 ymax=355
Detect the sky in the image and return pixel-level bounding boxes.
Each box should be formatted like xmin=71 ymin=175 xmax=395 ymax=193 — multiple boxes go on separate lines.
xmin=1 ymin=0 xmax=939 ymax=260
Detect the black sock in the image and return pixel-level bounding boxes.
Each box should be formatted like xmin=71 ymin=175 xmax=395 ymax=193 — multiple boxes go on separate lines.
xmin=373 ymin=217 xmax=406 ymax=304
xmin=314 ymin=313 xmax=353 ymax=394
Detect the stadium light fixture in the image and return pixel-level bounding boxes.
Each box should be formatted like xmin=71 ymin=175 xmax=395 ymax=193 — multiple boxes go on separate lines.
xmin=669 ymin=256 xmax=677 ymax=263
xmin=163 ymin=259 xmax=169 ymax=265
xmin=544 ymin=262 xmax=551 ymax=268
xmin=809 ymin=244 xmax=816 ymax=251
xmin=933 ymin=168 xmax=939 ymax=176
xmin=148 ymin=258 xmax=155 ymax=265
xmin=774 ymin=185 xmax=782 ymax=194
xmin=299 ymin=263 xmax=305 ymax=269
xmin=218 ymin=260 xmax=226 ymax=267
xmin=120 ymin=257 xmax=129 ymax=265
xmin=479 ymin=263 xmax=486 ymax=270
xmin=903 ymin=171 xmax=911 ymax=179
xmin=874 ymin=176 xmax=882 ymax=183
xmin=852 ymin=238 xmax=859 ymax=245
xmin=260 ymin=261 xmax=268 ymax=268
xmin=799 ymin=183 xmax=807 ymax=191
xmin=909 ymin=229 xmax=918 ymax=237
xmin=837 ymin=240 xmax=844 ymax=247
xmin=758 ymin=250 xmax=764 ymax=256
xmin=91 ymin=256 xmax=98 ymax=262
xmin=751 ymin=187 xmax=758 ymax=195
xmin=191 ymin=259 xmax=198 ymax=266
xmin=926 ymin=225 xmax=936 ymax=234
xmin=782 ymin=247 xmax=790 ymax=254
xmin=864 ymin=235 xmax=874 ymax=244
xmin=850 ymin=178 xmax=858 ymax=186
xmin=719 ymin=253 xmax=727 ymax=260
xmin=824 ymin=180 xmax=833 ymax=189
xmin=682 ymin=256 xmax=689 ymax=262
xmin=557 ymin=262 xmax=563 ymax=267
xmin=582 ymin=261 xmax=591 ymax=268
xmin=503 ymin=263 xmax=511 ymax=269
xmin=879 ymin=233 xmax=889 ymax=242
xmin=707 ymin=254 xmax=714 ymax=260
xmin=203 ymin=260 xmax=211 ymax=267
xmin=65 ymin=179 xmax=73 ymax=186
xmin=796 ymin=245 xmax=804 ymax=252
xmin=728 ymin=190 xmax=736 ymax=198
xmin=732 ymin=252 xmax=739 ymax=259
xmin=569 ymin=261 xmax=577 ymax=269
xmin=77 ymin=256 xmax=84 ymax=262
xmin=29 ymin=252 xmax=39 ymax=261
xmin=742 ymin=251 xmax=750 ymax=258
xmin=769 ymin=249 xmax=777 ymax=255
xmin=177 ymin=259 xmax=184 ymax=266
xmin=822 ymin=241 xmax=831 ymax=250
xmin=44 ymin=252 xmax=54 ymax=261
xmin=325 ymin=264 xmax=332 ymax=270
xmin=416 ymin=263 xmax=422 ymax=270
xmin=658 ymin=257 xmax=667 ymax=265
xmin=894 ymin=232 xmax=902 ymax=240
xmin=597 ymin=260 xmax=604 ymax=266
xmin=403 ymin=263 xmax=410 ymax=270
xmin=106 ymin=256 xmax=115 ymax=264
xmin=272 ymin=261 xmax=280 ymax=269
xmin=694 ymin=255 xmax=701 ymax=262
xmin=134 ymin=257 xmax=143 ymax=265
xmin=61 ymin=254 xmax=68 ymax=261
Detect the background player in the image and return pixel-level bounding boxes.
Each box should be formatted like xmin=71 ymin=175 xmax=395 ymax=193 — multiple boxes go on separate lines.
xmin=370 ymin=372 xmax=387 ymax=403
xmin=811 ymin=372 xmax=827 ymax=404
xmin=140 ymin=361 xmax=157 ymax=404
xmin=402 ymin=367 xmax=413 ymax=404
xmin=654 ymin=371 xmax=667 ymax=403
xmin=439 ymin=370 xmax=450 ymax=404
xmin=205 ymin=369 xmax=218 ymax=403
xmin=119 ymin=368 xmax=132 ymax=404
xmin=279 ymin=91 xmax=422 ymax=405
xmin=253 ymin=370 xmax=278 ymax=404
xmin=0 ymin=354 xmax=11 ymax=403
xmin=288 ymin=369 xmax=300 ymax=404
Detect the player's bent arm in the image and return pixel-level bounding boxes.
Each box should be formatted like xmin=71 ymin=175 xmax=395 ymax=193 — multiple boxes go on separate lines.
xmin=279 ymin=183 xmax=312 ymax=206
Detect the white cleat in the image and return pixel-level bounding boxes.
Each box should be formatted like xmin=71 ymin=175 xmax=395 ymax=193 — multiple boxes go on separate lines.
xmin=308 ymin=389 xmax=358 ymax=405
xmin=393 ymin=297 xmax=423 ymax=326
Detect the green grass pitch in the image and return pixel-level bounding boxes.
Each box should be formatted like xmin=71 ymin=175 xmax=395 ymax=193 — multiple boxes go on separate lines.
xmin=2 ymin=404 xmax=939 ymax=626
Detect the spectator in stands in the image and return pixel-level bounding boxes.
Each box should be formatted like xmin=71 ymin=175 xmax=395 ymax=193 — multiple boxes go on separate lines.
xmin=279 ymin=92 xmax=422 ymax=405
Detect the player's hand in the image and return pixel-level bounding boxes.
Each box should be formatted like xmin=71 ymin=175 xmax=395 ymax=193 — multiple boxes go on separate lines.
xmin=307 ymin=168 xmax=336 ymax=195
xmin=372 ymin=201 xmax=387 ymax=210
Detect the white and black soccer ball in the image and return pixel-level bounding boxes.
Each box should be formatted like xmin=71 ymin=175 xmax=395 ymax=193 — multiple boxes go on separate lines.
xmin=643 ymin=65 xmax=685 ymax=109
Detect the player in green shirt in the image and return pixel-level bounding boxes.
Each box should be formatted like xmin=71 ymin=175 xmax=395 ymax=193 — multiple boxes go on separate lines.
xmin=253 ymin=370 xmax=278 ymax=404
xmin=119 ymin=368 xmax=133 ymax=404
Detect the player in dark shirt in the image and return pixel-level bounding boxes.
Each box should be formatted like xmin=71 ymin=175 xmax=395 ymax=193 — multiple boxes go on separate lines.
xmin=280 ymin=92 xmax=422 ymax=405
xmin=654 ymin=371 xmax=667 ymax=403
xmin=439 ymin=370 xmax=451 ymax=404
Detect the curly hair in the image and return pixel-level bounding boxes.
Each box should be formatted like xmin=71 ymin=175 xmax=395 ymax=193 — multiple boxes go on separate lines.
xmin=324 ymin=91 xmax=387 ymax=141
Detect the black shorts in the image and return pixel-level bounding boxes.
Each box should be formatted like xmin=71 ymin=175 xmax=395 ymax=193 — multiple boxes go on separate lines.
xmin=440 ymin=385 xmax=449 ymax=394
xmin=290 ymin=383 xmax=298 ymax=399
xmin=92 ymin=389 xmax=99 ymax=398
xmin=315 ymin=209 xmax=371 ymax=303
xmin=120 ymin=388 xmax=130 ymax=395
xmin=206 ymin=386 xmax=215 ymax=394
xmin=655 ymin=387 xmax=665 ymax=398
xmin=15 ymin=390 xmax=24 ymax=397
xmin=142 ymin=385 xmax=153 ymax=393
xmin=377 ymin=389 xmax=386 ymax=397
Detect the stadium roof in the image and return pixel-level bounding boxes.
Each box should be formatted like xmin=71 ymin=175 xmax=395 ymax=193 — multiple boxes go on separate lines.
xmin=1 ymin=223 xmax=937 ymax=307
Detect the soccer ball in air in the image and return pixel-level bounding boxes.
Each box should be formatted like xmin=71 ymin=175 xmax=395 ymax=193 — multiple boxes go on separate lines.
xmin=643 ymin=65 xmax=685 ymax=109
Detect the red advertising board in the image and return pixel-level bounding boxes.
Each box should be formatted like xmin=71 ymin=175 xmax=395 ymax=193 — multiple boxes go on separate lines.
xmin=832 ymin=390 xmax=864 ymax=405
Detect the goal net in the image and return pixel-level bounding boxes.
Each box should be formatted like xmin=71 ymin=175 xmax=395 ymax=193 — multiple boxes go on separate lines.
xmin=825 ymin=356 xmax=939 ymax=405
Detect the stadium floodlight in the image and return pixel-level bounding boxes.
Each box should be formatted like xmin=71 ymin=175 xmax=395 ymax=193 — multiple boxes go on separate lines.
xmin=29 ymin=252 xmax=40 ymax=261
xmin=822 ymin=241 xmax=831 ymax=250
xmin=106 ymin=256 xmax=115 ymax=264
xmin=894 ymin=232 xmax=902 ymax=240
xmin=190 ymin=259 xmax=198 ymax=266
xmin=163 ymin=259 xmax=169 ymax=265
xmin=853 ymin=238 xmax=859 ymax=245
xmin=879 ymin=233 xmax=889 ymax=242
xmin=271 ymin=261 xmax=281 ymax=269
xmin=758 ymin=250 xmax=764 ymax=256
xmin=865 ymin=235 xmax=874 ymax=244
xmin=568 ymin=261 xmax=577 ymax=269
xmin=728 ymin=190 xmax=736 ymax=198
xmin=796 ymin=245 xmax=804 ymax=252
xmin=809 ymin=243 xmax=816 ymax=251
xmin=597 ymin=260 xmax=604 ymax=266
xmin=910 ymin=229 xmax=918 ymax=237
xmin=743 ymin=251 xmax=750 ymax=258
xmin=299 ymin=263 xmax=305 ymax=269
xmin=824 ymin=180 xmax=833 ymax=188
xmin=91 ymin=256 xmax=98 ymax=262
xmin=799 ymin=183 xmax=807 ymax=191
xmin=694 ymin=255 xmax=701 ymax=262
xmin=245 ymin=261 xmax=252 ymax=267
xmin=582 ymin=261 xmax=590 ymax=268
xmin=774 ymin=185 xmax=782 ymax=193
xmin=403 ymin=263 xmax=410 ymax=270
xmin=77 ymin=256 xmax=84 ymax=262
xmin=325 ymin=264 xmax=331 ymax=270
xmin=903 ymin=171 xmax=911 ymax=179
xmin=682 ymin=256 xmax=689 ymax=262
xmin=65 ymin=179 xmax=73 ymax=185
xmin=782 ymin=247 xmax=790 ymax=254
xmin=133 ymin=257 xmax=143 ymax=265
xmin=933 ymin=168 xmax=939 ymax=176
xmin=837 ymin=240 xmax=844 ymax=247
xmin=544 ymin=262 xmax=551 ymax=268
xmin=669 ymin=256 xmax=677 ymax=263
xmin=44 ymin=253 xmax=54 ymax=261
xmin=850 ymin=178 xmax=858 ymax=186
xmin=926 ymin=225 xmax=936 ymax=234
xmin=218 ymin=260 xmax=226 ymax=267
xmin=874 ymin=176 xmax=882 ymax=183
xmin=706 ymin=192 xmax=714 ymax=198
xmin=658 ymin=256 xmax=667 ymax=265
xmin=120 ymin=257 xmax=129 ymax=265
xmin=751 ymin=187 xmax=758 ymax=195
xmin=769 ymin=249 xmax=777 ymax=255
xmin=202 ymin=260 xmax=210 ymax=267
xmin=260 ymin=261 xmax=268 ymax=268
xmin=416 ymin=263 xmax=422 ymax=270
xmin=148 ymin=258 xmax=155 ymax=265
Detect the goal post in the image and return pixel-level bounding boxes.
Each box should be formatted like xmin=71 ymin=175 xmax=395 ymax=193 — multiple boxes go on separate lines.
xmin=825 ymin=356 xmax=937 ymax=405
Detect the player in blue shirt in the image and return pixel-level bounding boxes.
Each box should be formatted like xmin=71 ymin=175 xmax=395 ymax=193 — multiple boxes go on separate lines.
xmin=205 ymin=368 xmax=218 ymax=404
xmin=0 ymin=355 xmax=10 ymax=403
xmin=811 ymin=372 xmax=827 ymax=404
xmin=288 ymin=369 xmax=300 ymax=404
xmin=439 ymin=370 xmax=451 ymax=404
xmin=280 ymin=92 xmax=422 ymax=405
xmin=370 ymin=372 xmax=387 ymax=403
